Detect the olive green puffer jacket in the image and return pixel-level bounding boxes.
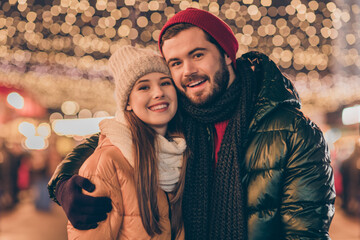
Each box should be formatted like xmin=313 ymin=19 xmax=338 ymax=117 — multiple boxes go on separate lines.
xmin=48 ymin=51 xmax=335 ymax=240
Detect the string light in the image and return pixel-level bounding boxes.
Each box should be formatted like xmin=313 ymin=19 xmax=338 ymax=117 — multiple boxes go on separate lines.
xmin=0 ymin=0 xmax=358 ymax=113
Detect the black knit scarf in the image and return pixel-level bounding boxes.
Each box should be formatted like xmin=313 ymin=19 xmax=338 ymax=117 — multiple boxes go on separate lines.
xmin=180 ymin=57 xmax=261 ymax=240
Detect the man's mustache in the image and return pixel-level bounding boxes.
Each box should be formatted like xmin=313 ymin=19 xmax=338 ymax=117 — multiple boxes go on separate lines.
xmin=183 ymin=73 xmax=208 ymax=86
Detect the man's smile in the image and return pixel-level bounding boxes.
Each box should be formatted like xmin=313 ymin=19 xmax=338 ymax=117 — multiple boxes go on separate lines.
xmin=186 ymin=79 xmax=207 ymax=88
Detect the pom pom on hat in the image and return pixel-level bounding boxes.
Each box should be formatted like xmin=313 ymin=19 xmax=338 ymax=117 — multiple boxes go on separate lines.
xmin=158 ymin=8 xmax=238 ymax=65
xmin=108 ymin=45 xmax=170 ymax=114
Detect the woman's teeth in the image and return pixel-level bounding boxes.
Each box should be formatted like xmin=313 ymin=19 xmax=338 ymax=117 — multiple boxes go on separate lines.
xmin=149 ymin=104 xmax=168 ymax=111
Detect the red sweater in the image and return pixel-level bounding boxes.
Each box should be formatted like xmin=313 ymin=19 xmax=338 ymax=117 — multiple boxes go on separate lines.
xmin=214 ymin=120 xmax=229 ymax=164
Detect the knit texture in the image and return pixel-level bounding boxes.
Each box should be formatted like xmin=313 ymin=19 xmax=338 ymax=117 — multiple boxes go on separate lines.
xmin=108 ymin=45 xmax=170 ymax=115
xmin=179 ymin=55 xmax=262 ymax=240
xmin=99 ymin=117 xmax=186 ymax=193
xmin=158 ymin=8 xmax=238 ymax=65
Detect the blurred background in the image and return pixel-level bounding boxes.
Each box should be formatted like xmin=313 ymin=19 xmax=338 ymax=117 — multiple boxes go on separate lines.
xmin=0 ymin=0 xmax=359 ymax=239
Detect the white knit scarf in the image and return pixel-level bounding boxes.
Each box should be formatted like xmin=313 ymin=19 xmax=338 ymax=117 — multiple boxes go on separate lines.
xmin=99 ymin=115 xmax=186 ymax=192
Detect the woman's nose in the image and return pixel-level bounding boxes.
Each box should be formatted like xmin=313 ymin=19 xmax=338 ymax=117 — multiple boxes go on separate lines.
xmin=153 ymin=86 xmax=165 ymax=98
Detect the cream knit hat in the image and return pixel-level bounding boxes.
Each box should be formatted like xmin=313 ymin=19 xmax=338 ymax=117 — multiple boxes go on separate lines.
xmin=108 ymin=45 xmax=171 ymax=113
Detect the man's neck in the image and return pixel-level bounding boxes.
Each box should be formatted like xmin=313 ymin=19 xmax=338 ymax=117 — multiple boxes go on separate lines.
xmin=227 ymin=64 xmax=236 ymax=88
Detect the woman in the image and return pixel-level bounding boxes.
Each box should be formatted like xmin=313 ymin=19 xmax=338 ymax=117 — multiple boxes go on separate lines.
xmin=67 ymin=46 xmax=187 ymax=240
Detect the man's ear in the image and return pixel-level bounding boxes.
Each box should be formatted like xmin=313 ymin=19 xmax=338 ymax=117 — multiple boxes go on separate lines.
xmin=126 ymin=104 xmax=132 ymax=111
xmin=225 ymin=54 xmax=232 ymax=66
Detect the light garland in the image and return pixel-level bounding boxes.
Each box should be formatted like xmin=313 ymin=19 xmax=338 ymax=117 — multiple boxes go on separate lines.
xmin=0 ymin=0 xmax=359 ymax=113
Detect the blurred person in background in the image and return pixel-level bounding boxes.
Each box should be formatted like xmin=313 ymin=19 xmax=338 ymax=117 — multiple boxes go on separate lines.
xmin=0 ymin=141 xmax=29 ymax=210
xmin=67 ymin=45 xmax=187 ymax=239
xmin=31 ymin=149 xmax=53 ymax=211
xmin=340 ymin=139 xmax=360 ymax=217
xmin=49 ymin=8 xmax=335 ymax=240
xmin=0 ymin=139 xmax=15 ymax=210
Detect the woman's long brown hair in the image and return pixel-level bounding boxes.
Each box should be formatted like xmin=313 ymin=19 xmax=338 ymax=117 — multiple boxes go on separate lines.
xmin=124 ymin=109 xmax=188 ymax=239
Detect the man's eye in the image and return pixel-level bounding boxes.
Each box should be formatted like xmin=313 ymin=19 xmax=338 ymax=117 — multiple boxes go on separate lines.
xmin=194 ymin=53 xmax=203 ymax=59
xmin=171 ymin=62 xmax=181 ymax=67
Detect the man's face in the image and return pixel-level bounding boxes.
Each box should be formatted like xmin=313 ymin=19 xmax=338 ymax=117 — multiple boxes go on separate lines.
xmin=161 ymin=27 xmax=233 ymax=106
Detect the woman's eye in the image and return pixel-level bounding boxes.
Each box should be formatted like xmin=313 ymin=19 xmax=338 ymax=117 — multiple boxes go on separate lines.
xmin=138 ymin=86 xmax=149 ymax=90
xmin=161 ymin=81 xmax=172 ymax=86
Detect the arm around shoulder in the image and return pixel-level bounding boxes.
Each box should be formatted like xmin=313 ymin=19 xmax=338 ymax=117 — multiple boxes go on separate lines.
xmin=67 ymin=150 xmax=124 ymax=240
xmin=48 ymin=133 xmax=100 ymax=204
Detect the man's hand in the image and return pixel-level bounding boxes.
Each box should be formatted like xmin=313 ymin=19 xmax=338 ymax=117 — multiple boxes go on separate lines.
xmin=56 ymin=175 xmax=112 ymax=230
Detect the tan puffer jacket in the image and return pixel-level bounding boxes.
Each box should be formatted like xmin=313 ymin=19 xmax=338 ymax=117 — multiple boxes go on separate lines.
xmin=67 ymin=135 xmax=183 ymax=240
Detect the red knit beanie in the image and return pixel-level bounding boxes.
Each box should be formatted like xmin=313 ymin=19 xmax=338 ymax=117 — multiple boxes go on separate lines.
xmin=158 ymin=8 xmax=239 ymax=65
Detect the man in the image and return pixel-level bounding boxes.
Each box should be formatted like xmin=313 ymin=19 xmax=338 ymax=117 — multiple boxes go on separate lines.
xmin=48 ymin=8 xmax=335 ymax=240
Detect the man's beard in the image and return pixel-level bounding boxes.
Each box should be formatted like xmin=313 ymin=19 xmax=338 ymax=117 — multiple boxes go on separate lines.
xmin=181 ymin=56 xmax=230 ymax=106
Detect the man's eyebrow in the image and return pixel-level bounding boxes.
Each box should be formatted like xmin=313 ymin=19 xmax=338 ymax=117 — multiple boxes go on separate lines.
xmin=189 ymin=47 xmax=206 ymax=55
xmin=166 ymin=47 xmax=207 ymax=65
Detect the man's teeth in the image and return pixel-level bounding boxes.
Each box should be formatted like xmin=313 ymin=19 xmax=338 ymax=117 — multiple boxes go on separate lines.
xmin=150 ymin=104 xmax=168 ymax=110
xmin=188 ymin=79 xmax=205 ymax=87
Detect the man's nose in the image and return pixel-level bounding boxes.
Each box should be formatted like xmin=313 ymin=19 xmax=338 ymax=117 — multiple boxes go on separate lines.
xmin=183 ymin=61 xmax=196 ymax=77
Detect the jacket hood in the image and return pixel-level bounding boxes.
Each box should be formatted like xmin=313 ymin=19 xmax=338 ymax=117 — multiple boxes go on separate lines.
xmin=236 ymin=52 xmax=301 ymax=131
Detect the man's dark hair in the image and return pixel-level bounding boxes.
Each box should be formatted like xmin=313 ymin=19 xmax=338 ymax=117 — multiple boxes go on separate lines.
xmin=160 ymin=23 xmax=226 ymax=57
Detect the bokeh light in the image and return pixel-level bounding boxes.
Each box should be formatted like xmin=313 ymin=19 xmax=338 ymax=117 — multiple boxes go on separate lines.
xmin=0 ymin=0 xmax=358 ymax=114
xmin=7 ymin=92 xmax=24 ymax=109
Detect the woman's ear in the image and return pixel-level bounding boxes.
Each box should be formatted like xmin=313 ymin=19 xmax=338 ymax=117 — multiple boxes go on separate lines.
xmin=126 ymin=104 xmax=132 ymax=111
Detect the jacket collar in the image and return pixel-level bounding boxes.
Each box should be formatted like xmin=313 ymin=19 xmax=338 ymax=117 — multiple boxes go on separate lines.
xmin=235 ymin=51 xmax=301 ymax=131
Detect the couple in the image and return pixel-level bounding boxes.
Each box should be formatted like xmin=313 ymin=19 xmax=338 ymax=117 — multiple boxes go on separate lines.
xmin=49 ymin=8 xmax=336 ymax=240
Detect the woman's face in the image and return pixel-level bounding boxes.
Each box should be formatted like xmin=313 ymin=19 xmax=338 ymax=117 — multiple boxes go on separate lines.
xmin=126 ymin=72 xmax=178 ymax=136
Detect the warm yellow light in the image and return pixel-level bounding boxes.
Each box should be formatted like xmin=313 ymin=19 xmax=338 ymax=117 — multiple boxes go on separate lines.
xmin=208 ymin=2 xmax=219 ymax=13
xmin=148 ymin=1 xmax=159 ymax=11
xmin=225 ymin=9 xmax=236 ymax=20
xmin=137 ymin=16 xmax=148 ymax=28
xmin=326 ymin=2 xmax=337 ymax=12
xmin=261 ymin=0 xmax=271 ymax=7
xmin=49 ymin=112 xmax=63 ymax=122
xmin=117 ymin=25 xmax=130 ymax=37
xmin=37 ymin=123 xmax=51 ymax=138
xmin=124 ymin=0 xmax=135 ymax=6
xmin=248 ymin=5 xmax=259 ymax=16
xmin=78 ymin=109 xmax=92 ymax=118
xmin=346 ymin=34 xmax=356 ymax=45
xmin=93 ymin=110 xmax=110 ymax=118
xmin=61 ymin=100 xmax=80 ymax=115
xmin=243 ymin=0 xmax=253 ymax=4
xmin=0 ymin=0 xmax=358 ymax=114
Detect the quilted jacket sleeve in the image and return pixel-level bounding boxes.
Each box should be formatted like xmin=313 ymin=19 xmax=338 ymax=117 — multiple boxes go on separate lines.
xmin=47 ymin=133 xmax=100 ymax=204
xmin=281 ymin=114 xmax=336 ymax=239
xmin=67 ymin=150 xmax=124 ymax=240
